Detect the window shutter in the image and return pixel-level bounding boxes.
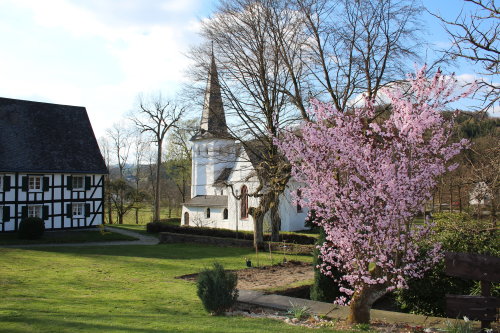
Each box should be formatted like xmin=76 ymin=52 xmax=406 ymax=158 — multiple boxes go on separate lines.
xmin=42 ymin=206 xmax=49 ymax=220
xmin=21 ymin=177 xmax=28 ymax=192
xmin=66 ymin=204 xmax=72 ymax=218
xmin=85 ymin=176 xmax=91 ymax=190
xmin=85 ymin=204 xmax=91 ymax=217
xmin=21 ymin=206 xmax=28 ymax=219
xmin=67 ymin=176 xmax=73 ymax=190
xmin=43 ymin=177 xmax=50 ymax=192
xmin=3 ymin=176 xmax=11 ymax=192
xmin=2 ymin=206 xmax=10 ymax=222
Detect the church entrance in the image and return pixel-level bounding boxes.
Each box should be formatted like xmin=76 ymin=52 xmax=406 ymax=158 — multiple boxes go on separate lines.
xmin=184 ymin=212 xmax=189 ymax=226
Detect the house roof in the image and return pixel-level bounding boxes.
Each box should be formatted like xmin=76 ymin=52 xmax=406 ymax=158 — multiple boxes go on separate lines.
xmin=0 ymin=97 xmax=108 ymax=174
xmin=183 ymin=195 xmax=228 ymax=207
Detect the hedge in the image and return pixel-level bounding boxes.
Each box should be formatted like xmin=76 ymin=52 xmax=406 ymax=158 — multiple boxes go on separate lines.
xmin=146 ymin=222 xmax=316 ymax=245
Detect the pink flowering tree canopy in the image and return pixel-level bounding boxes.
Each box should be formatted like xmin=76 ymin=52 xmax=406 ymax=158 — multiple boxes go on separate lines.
xmin=276 ymin=67 xmax=471 ymax=323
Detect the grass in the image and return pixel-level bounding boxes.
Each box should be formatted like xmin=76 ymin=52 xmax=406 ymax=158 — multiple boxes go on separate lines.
xmin=0 ymin=243 xmax=342 ymax=332
xmin=0 ymin=229 xmax=137 ymax=245
xmin=108 ymin=206 xmax=181 ymax=225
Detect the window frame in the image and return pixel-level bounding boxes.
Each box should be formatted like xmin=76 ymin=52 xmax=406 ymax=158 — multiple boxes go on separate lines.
xmin=27 ymin=205 xmax=43 ymax=218
xmin=28 ymin=176 xmax=42 ymax=191
xmin=72 ymin=203 xmax=85 ymax=218
xmin=72 ymin=176 xmax=84 ymax=190
xmin=240 ymin=185 xmax=248 ymax=219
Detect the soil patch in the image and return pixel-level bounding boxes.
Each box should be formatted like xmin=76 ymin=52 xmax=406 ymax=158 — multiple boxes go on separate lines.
xmin=177 ymin=260 xmax=313 ymax=290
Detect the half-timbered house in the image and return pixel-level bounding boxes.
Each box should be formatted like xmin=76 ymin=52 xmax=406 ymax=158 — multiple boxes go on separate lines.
xmin=0 ymin=97 xmax=107 ymax=232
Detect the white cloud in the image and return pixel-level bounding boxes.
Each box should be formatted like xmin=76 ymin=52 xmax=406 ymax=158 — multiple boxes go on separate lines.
xmin=0 ymin=0 xmax=208 ymax=137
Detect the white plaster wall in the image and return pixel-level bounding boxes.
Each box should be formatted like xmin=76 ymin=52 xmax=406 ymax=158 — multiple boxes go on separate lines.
xmin=191 ymin=138 xmax=237 ymax=198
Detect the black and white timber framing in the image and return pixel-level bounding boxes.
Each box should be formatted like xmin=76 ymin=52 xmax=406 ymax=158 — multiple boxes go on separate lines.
xmin=0 ymin=97 xmax=108 ymax=232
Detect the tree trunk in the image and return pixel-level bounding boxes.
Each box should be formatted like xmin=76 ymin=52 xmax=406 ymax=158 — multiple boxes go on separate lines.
xmin=118 ymin=213 xmax=123 ymax=225
xmin=135 ymin=208 xmax=139 ymax=224
xmin=154 ymin=142 xmax=162 ymax=222
xmin=249 ymin=207 xmax=265 ymax=250
xmin=348 ymin=284 xmax=388 ymax=324
xmin=270 ymin=196 xmax=281 ymax=242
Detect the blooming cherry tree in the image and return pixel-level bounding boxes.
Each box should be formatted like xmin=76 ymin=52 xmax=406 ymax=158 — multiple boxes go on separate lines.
xmin=276 ymin=67 xmax=471 ymax=324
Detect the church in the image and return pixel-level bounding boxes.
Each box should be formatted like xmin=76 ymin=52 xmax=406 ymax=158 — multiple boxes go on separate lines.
xmin=181 ymin=55 xmax=307 ymax=232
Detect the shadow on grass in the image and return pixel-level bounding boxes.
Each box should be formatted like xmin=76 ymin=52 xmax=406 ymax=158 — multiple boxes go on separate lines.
xmin=13 ymin=243 xmax=258 ymax=261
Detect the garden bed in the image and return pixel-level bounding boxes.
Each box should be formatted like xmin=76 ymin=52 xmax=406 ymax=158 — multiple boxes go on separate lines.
xmin=178 ymin=260 xmax=314 ymax=291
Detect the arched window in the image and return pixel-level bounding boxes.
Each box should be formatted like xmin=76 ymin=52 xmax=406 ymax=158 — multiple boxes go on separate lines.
xmin=223 ymin=208 xmax=228 ymax=220
xmin=240 ymin=185 xmax=248 ymax=219
xmin=206 ymin=208 xmax=210 ymax=218
xmin=296 ymin=189 xmax=303 ymax=213
xmin=184 ymin=212 xmax=189 ymax=226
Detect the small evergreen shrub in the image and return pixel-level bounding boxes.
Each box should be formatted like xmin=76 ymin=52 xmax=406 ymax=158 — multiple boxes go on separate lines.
xmin=196 ymin=262 xmax=238 ymax=315
xmin=310 ymin=228 xmax=342 ymax=302
xmin=18 ymin=217 xmax=45 ymax=240
xmin=395 ymin=213 xmax=499 ymax=316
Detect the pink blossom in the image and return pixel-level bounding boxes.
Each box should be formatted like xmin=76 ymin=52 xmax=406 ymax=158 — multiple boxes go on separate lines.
xmin=276 ymin=66 xmax=469 ymax=304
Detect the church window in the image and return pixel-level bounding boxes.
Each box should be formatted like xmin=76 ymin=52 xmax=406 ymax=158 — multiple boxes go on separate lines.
xmin=206 ymin=208 xmax=211 ymax=218
xmin=240 ymin=185 xmax=248 ymax=219
xmin=223 ymin=208 xmax=228 ymax=220
xmin=296 ymin=189 xmax=303 ymax=213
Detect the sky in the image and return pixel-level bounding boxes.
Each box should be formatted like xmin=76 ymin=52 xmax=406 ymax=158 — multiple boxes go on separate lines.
xmin=0 ymin=0 xmax=493 ymax=138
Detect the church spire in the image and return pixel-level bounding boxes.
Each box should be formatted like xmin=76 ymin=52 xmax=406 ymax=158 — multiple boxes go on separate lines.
xmin=195 ymin=51 xmax=230 ymax=140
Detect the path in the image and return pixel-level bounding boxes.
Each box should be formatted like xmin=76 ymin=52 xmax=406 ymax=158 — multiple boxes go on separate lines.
xmin=0 ymin=226 xmax=158 ymax=248
xmin=238 ymin=290 xmax=451 ymax=328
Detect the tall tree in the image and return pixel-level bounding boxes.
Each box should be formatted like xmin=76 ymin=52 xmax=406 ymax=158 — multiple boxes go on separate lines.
xmin=98 ymin=136 xmax=113 ymax=224
xmin=433 ymin=0 xmax=499 ymax=112
xmin=131 ymin=93 xmax=185 ymax=222
xmin=191 ymin=0 xmax=425 ymax=246
xmin=277 ymin=68 xmax=471 ymax=323
xmin=106 ymin=122 xmax=132 ymax=179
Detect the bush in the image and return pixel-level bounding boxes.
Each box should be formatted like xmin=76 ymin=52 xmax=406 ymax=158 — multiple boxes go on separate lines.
xmin=395 ymin=213 xmax=500 ymax=316
xmin=310 ymin=228 xmax=342 ymax=302
xmin=196 ymin=262 xmax=238 ymax=315
xmin=146 ymin=222 xmax=317 ymax=244
xmin=18 ymin=217 xmax=45 ymax=240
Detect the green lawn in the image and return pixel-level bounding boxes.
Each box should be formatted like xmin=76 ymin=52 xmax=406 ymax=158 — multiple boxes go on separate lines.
xmin=0 ymin=243 xmax=340 ymax=333
xmin=0 ymin=229 xmax=137 ymax=245
xmin=109 ymin=206 xmax=181 ymax=225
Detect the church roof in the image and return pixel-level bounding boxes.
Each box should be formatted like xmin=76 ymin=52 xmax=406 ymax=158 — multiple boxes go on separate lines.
xmin=214 ymin=168 xmax=233 ymax=186
xmin=191 ymin=53 xmax=233 ymax=141
xmin=0 ymin=97 xmax=108 ymax=174
xmin=183 ymin=195 xmax=228 ymax=207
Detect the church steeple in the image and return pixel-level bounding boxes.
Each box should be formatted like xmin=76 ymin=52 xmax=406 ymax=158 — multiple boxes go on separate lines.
xmin=193 ymin=52 xmax=230 ymax=140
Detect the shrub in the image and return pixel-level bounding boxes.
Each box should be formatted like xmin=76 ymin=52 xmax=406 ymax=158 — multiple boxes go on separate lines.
xmin=196 ymin=262 xmax=238 ymax=315
xmin=310 ymin=228 xmax=342 ymax=302
xmin=18 ymin=217 xmax=45 ymax=240
xmin=395 ymin=213 xmax=499 ymax=316
xmin=146 ymin=222 xmax=317 ymax=244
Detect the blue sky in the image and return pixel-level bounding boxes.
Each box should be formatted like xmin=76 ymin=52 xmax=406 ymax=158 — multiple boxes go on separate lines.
xmin=0 ymin=0 xmax=491 ymax=138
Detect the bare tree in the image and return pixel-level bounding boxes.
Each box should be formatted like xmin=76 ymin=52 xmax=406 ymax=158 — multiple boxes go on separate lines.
xmin=106 ymin=122 xmax=132 ymax=179
xmin=164 ymin=118 xmax=198 ymax=203
xmin=295 ymin=0 xmax=423 ymax=111
xmin=130 ymin=93 xmax=185 ymax=222
xmin=433 ymin=0 xmax=499 ymax=112
xmin=98 ymin=136 xmax=113 ymax=224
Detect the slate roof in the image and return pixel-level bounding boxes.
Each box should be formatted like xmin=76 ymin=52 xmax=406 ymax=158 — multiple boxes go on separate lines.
xmin=183 ymin=195 xmax=228 ymax=207
xmin=0 ymin=97 xmax=108 ymax=174
xmin=214 ymin=167 xmax=233 ymax=186
xmin=191 ymin=54 xmax=233 ymax=141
